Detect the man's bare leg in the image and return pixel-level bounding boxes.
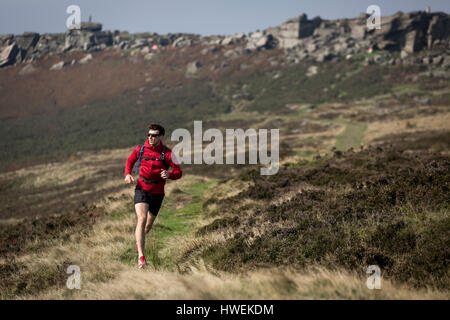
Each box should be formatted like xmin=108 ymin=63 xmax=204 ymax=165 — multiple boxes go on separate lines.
xmin=145 ymin=211 xmax=157 ymax=234
xmin=135 ymin=203 xmax=149 ymax=258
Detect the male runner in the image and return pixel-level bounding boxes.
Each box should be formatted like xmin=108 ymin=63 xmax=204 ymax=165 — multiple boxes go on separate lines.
xmin=124 ymin=124 xmax=182 ymax=268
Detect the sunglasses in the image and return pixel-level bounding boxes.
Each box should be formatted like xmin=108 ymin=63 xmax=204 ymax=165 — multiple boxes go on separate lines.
xmin=148 ymin=133 xmax=161 ymax=138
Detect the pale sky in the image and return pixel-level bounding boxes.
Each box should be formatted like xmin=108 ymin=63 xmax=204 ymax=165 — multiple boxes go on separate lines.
xmin=0 ymin=0 xmax=448 ymax=36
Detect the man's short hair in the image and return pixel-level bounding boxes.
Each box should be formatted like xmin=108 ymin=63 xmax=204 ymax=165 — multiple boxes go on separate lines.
xmin=148 ymin=123 xmax=165 ymax=136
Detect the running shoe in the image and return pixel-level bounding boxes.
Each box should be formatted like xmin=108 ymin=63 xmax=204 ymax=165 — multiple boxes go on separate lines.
xmin=138 ymin=255 xmax=147 ymax=269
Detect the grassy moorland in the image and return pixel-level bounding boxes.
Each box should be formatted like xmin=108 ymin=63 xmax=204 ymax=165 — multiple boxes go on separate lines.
xmin=0 ymin=45 xmax=449 ymax=172
xmin=0 ymin=42 xmax=449 ymax=299
xmin=1 ymin=166 xmax=447 ymax=299
xmin=1 ymin=105 xmax=448 ymax=299
xmin=194 ymin=144 xmax=449 ymax=289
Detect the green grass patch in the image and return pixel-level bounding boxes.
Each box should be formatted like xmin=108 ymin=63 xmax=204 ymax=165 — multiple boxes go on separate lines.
xmin=392 ymin=83 xmax=424 ymax=97
xmin=119 ymin=179 xmax=218 ymax=270
xmin=335 ymin=121 xmax=367 ymax=151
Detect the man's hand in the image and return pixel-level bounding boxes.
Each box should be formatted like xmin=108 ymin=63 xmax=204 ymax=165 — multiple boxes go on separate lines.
xmin=160 ymin=170 xmax=169 ymax=180
xmin=125 ymin=174 xmax=135 ymax=184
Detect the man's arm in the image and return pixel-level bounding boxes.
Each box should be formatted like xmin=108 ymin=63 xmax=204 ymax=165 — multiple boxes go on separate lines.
xmin=124 ymin=146 xmax=140 ymax=177
xmin=167 ymin=151 xmax=182 ymax=180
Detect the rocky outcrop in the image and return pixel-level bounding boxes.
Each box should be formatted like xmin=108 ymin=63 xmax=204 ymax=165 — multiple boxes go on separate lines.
xmin=50 ymin=61 xmax=67 ymax=70
xmin=34 ymin=33 xmax=65 ymax=57
xmin=281 ymin=11 xmax=450 ymax=65
xmin=65 ymin=22 xmax=112 ymax=51
xmin=426 ymin=13 xmax=450 ymax=48
xmin=14 ymin=32 xmax=40 ymax=63
xmin=277 ymin=11 xmax=450 ymax=53
xmin=246 ymin=33 xmax=278 ymax=50
xmin=79 ymin=53 xmax=93 ymax=64
xmin=0 ymin=43 xmax=19 ymax=67
xmin=267 ymin=14 xmax=322 ymax=49
xmin=220 ymin=32 xmax=246 ymax=46
xmin=0 ymin=10 xmax=449 ymax=69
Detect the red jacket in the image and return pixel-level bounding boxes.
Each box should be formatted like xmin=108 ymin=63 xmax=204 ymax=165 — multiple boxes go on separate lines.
xmin=124 ymin=140 xmax=182 ymax=194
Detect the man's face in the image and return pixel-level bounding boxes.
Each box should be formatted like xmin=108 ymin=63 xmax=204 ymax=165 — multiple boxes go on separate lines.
xmin=148 ymin=129 xmax=162 ymax=146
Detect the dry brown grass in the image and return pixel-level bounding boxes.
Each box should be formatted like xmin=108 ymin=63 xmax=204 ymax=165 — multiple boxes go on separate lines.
xmin=5 ymin=164 xmax=449 ymax=300
xmin=0 ymin=147 xmax=131 ymax=189
xmin=0 ymin=146 xmax=134 ymax=220
xmin=363 ymin=112 xmax=450 ymax=144
xmin=269 ymin=183 xmax=323 ymax=207
xmin=28 ymin=263 xmax=449 ymax=300
xmin=6 ymin=173 xmax=196 ymax=300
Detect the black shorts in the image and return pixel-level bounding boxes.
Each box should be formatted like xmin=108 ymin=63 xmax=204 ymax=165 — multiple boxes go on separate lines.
xmin=134 ymin=186 xmax=165 ymax=216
